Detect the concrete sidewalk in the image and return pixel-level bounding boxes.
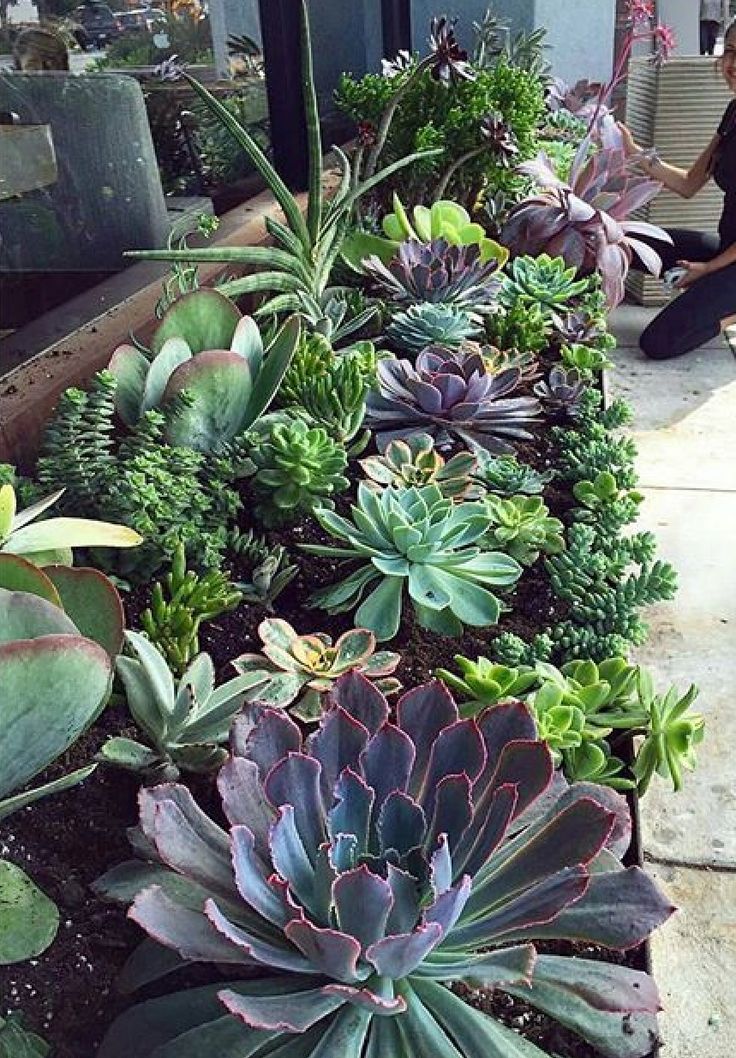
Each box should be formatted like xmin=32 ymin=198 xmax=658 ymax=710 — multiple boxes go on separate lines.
xmin=608 ymin=305 xmax=736 ymax=1058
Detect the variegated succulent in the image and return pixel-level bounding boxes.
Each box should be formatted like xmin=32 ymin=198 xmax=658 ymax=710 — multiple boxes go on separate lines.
xmin=96 ymin=673 xmax=674 ymax=1058
xmin=365 ymin=346 xmax=542 ymax=454
xmin=232 ymin=619 xmax=401 ymax=722
xmin=359 ymin=434 xmax=479 ymax=500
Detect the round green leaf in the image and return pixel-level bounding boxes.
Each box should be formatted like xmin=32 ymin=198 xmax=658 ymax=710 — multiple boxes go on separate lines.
xmin=0 ymin=588 xmax=78 ymax=643
xmin=151 ymin=289 xmax=242 ymax=356
xmin=0 ymin=555 xmax=61 ymax=606
xmin=43 ymin=566 xmax=125 ymax=657
xmin=0 ymin=860 xmax=59 ymax=965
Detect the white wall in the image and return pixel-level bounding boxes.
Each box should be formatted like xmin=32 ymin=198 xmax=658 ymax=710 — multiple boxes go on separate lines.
xmin=657 ymin=0 xmax=700 ymax=56
xmin=539 ymin=0 xmax=615 ymax=84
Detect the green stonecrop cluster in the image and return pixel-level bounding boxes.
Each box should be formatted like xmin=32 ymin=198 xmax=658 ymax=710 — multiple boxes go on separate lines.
xmin=473 ymin=453 xmax=554 ymax=496
xmin=34 ymin=372 xmax=244 ymax=580
xmin=484 ymin=494 xmax=564 ymax=566
xmin=485 ymin=298 xmax=551 ymax=354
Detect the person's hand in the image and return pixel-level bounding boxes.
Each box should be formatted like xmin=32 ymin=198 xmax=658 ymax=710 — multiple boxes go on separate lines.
xmin=617 ymin=122 xmax=640 ymax=158
xmin=675 ymin=260 xmax=711 ymax=288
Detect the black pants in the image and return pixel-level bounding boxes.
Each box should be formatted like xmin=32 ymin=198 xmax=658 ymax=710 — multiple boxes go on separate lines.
xmin=700 ymin=19 xmax=719 ymax=55
xmin=633 ymin=228 xmax=736 ymax=360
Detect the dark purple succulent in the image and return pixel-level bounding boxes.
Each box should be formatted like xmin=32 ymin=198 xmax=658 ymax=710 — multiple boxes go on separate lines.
xmin=362 ymin=238 xmax=502 ymax=317
xmin=96 ymin=672 xmax=673 ymax=1058
xmin=551 ymin=307 xmax=611 ymax=347
xmin=534 ymin=364 xmax=589 ymax=417
xmin=428 ymin=16 xmax=475 ymax=85
xmin=480 ymin=110 xmax=519 ymax=167
xmin=365 ymin=345 xmax=542 ymax=453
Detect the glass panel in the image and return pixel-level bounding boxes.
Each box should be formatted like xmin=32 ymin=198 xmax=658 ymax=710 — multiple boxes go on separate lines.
xmin=0 ymin=0 xmax=269 ymax=339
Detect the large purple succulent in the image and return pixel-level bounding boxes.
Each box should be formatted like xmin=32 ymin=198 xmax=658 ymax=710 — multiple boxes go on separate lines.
xmin=96 ymin=673 xmax=672 ymax=1058
xmin=362 ymin=238 xmax=502 ymax=317
xmin=365 ymin=345 xmax=542 ymax=453
xmin=501 ymin=121 xmax=671 ymax=307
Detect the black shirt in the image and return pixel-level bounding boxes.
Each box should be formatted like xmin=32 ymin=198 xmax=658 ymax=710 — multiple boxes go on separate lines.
xmin=714 ymin=99 xmax=736 ymax=248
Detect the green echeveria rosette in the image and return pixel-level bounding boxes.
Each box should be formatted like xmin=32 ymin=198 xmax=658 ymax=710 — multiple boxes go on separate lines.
xmin=301 ymin=482 xmax=522 ymax=642
xmin=248 ymin=418 xmax=350 ymax=529
xmin=95 ymin=672 xmax=674 ymax=1058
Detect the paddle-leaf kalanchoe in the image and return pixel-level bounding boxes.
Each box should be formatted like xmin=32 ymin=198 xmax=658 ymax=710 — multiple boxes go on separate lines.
xmin=365 ymin=346 xmax=542 ymax=454
xmin=96 ymin=672 xmax=674 ymax=1058
xmin=301 ymin=482 xmax=521 ymax=641
xmin=99 ymin=631 xmax=269 ymax=780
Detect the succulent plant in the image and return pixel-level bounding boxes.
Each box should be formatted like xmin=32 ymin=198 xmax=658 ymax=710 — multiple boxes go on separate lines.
xmin=246 ymin=416 xmax=350 ymax=528
xmin=551 ymin=306 xmax=615 ymax=349
xmin=484 ymin=494 xmax=565 ymax=566
xmin=499 ymin=253 xmax=593 ymax=315
xmin=632 ymin=672 xmax=704 ymax=795
xmin=479 ymin=109 xmax=520 ymax=166
xmin=0 ymin=552 xmax=124 ymax=657
xmin=360 ymin=433 xmax=479 ymax=500
xmin=485 ymin=299 xmax=551 ymax=357
xmin=279 ymin=334 xmax=374 ymax=453
xmin=365 ymin=346 xmax=542 ymax=455
xmin=302 ymin=482 xmax=521 ymax=641
xmin=560 ymin=342 xmax=614 ymax=375
xmin=386 ymin=303 xmax=482 ymax=356
xmin=428 ymin=13 xmax=475 ymax=83
xmin=436 ymin=656 xmax=539 ymax=716
xmin=502 ymin=125 xmax=670 ymax=307
xmin=472 ymin=452 xmax=554 ymax=496
xmin=534 ymin=365 xmax=588 ymax=417
xmin=96 ymin=672 xmax=673 ymax=1058
xmin=362 ymin=239 xmax=502 ymax=318
xmin=141 ymin=543 xmax=243 ymax=675
xmin=0 ymin=587 xmax=113 ymax=821
xmin=0 ymin=1013 xmax=49 ymax=1055
xmin=108 ymin=290 xmax=302 ymax=454
xmin=227 ymin=528 xmax=298 ymax=607
xmin=380 ymin=195 xmax=509 ymax=264
xmin=0 ymin=483 xmax=141 ymax=567
xmin=480 ymin=344 xmax=542 ymax=382
xmin=232 ymin=619 xmax=401 ymax=722
xmin=100 ymin=631 xmax=269 ymax=780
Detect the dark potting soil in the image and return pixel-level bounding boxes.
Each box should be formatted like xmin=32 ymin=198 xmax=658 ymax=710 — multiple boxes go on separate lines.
xmin=0 ymin=439 xmax=651 ymax=1058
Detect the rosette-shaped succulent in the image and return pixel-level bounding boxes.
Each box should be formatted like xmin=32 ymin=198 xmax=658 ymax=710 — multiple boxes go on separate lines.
xmin=360 ymin=433 xmax=478 ymax=500
xmin=386 ymin=303 xmax=481 ymax=355
xmin=499 ymin=253 xmax=593 ymax=316
xmin=484 ymin=494 xmax=565 ymax=566
xmin=247 ymin=416 xmax=350 ymax=528
xmin=362 ymin=239 xmax=502 ymax=317
xmin=480 ymin=110 xmax=519 ymax=167
xmin=534 ymin=365 xmax=588 ymax=417
xmin=232 ymin=618 xmax=401 ymax=722
xmin=303 ymin=483 xmax=521 ymax=641
xmin=365 ymin=346 xmax=542 ymax=454
xmin=472 ymin=452 xmax=554 ymax=496
xmin=97 ymin=673 xmax=674 ymax=1058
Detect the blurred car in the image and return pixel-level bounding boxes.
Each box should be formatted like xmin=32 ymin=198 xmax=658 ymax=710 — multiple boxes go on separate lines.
xmin=72 ymin=2 xmax=120 ymax=47
xmin=113 ymin=7 xmax=167 ymax=34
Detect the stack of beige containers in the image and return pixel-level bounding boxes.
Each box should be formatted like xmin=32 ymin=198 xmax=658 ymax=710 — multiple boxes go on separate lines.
xmin=625 ymin=55 xmax=732 ymax=304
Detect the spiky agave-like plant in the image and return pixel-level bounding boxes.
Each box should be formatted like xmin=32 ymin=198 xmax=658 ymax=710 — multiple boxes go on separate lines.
xmin=96 ymin=672 xmax=673 ymax=1058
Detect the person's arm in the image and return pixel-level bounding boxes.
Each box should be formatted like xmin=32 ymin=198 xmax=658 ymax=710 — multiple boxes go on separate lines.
xmin=677 ymin=242 xmax=736 ymax=287
xmin=618 ymin=122 xmax=719 ymax=199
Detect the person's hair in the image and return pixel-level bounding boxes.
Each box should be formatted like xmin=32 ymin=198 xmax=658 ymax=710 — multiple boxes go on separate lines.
xmin=12 ymin=27 xmax=70 ymax=72
xmin=724 ymin=19 xmax=736 ymax=48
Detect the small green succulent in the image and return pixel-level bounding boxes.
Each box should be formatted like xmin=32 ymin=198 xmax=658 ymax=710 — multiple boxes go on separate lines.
xmin=485 ymin=299 xmax=551 ymax=355
xmin=572 ymin=471 xmax=644 ymax=534
xmin=232 ymin=618 xmax=401 ymax=721
xmin=436 ymin=656 xmax=539 ymax=716
xmin=633 ymin=672 xmax=704 ymax=795
xmin=99 ymin=631 xmax=266 ymax=780
xmin=302 ymin=482 xmax=521 ymax=641
xmin=279 ymin=333 xmax=376 ymax=452
xmin=246 ymin=415 xmax=350 ymax=528
xmin=473 ymin=452 xmax=554 ymax=496
xmin=226 ymin=528 xmax=297 ymax=606
xmin=484 ymin=494 xmax=565 ymax=566
xmin=500 ymin=253 xmax=593 ymax=316
xmin=386 ymin=302 xmax=482 ymax=355
xmin=141 ymin=543 xmax=243 ymax=675
xmin=360 ymin=432 xmax=478 ymax=500
xmin=560 ymin=342 xmax=614 ymax=376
